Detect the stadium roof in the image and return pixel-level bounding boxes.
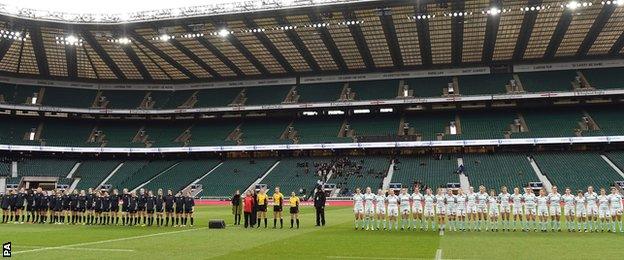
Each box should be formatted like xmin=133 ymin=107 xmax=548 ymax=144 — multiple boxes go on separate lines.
xmin=0 ymin=0 xmax=623 ymax=83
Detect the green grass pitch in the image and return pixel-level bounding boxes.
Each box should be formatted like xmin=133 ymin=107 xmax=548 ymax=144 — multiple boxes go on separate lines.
xmin=1 ymin=205 xmax=623 ymax=259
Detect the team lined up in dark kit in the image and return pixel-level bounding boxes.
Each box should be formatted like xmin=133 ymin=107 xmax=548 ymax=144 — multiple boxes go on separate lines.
xmin=1 ymin=187 xmax=195 ymax=227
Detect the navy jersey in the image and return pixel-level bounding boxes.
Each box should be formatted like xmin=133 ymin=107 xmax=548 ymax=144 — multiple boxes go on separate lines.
xmin=128 ymin=196 xmax=138 ymax=210
xmin=77 ymin=195 xmax=86 ymax=209
xmin=86 ymin=194 xmax=94 ymax=209
xmin=184 ymin=196 xmax=195 ymax=211
xmin=0 ymin=194 xmax=8 ymax=209
xmin=9 ymin=194 xmax=17 ymax=208
xmin=102 ymin=196 xmax=110 ymax=211
xmin=16 ymin=192 xmax=27 ymax=207
xmin=146 ymin=196 xmax=155 ymax=210
xmin=26 ymin=192 xmax=34 ymax=207
xmin=109 ymin=194 xmax=119 ymax=209
xmin=164 ymin=195 xmax=175 ymax=209
xmin=94 ymin=196 xmax=102 ymax=210
xmin=70 ymin=194 xmax=78 ymax=208
xmin=155 ymin=195 xmax=164 ymax=211
xmin=138 ymin=194 xmax=147 ymax=208
xmin=174 ymin=196 xmax=184 ymax=209
xmin=62 ymin=194 xmax=70 ymax=208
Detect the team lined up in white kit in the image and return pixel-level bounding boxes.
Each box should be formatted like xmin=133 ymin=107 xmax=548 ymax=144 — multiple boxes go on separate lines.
xmin=352 ymin=185 xmax=624 ymax=233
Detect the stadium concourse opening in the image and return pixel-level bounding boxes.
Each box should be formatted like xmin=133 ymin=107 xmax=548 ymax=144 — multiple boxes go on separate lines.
xmin=2 ymin=0 xmax=624 ymax=258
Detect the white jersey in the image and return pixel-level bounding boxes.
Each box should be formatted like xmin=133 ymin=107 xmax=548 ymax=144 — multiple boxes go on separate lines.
xmin=399 ymin=194 xmax=411 ymax=209
xmin=375 ymin=195 xmax=386 ymax=214
xmin=499 ymin=193 xmax=511 ymax=207
xmin=423 ymin=194 xmax=435 ymax=216
xmin=455 ymin=194 xmax=466 ymax=209
xmin=523 ymin=193 xmax=536 ymax=207
xmin=585 ymin=192 xmax=598 ymax=207
xmin=435 ymin=194 xmax=446 ymax=212
xmin=387 ymin=195 xmax=399 ymax=208
xmin=476 ymin=193 xmax=488 ymax=207
xmin=488 ymin=196 xmax=499 ymax=215
xmin=562 ymin=194 xmax=575 ymax=208
xmin=364 ymin=193 xmax=375 ymax=209
xmin=353 ymin=194 xmax=364 ymax=208
xmin=511 ymin=194 xmax=523 ymax=208
xmin=537 ymin=196 xmax=548 ymax=208
xmin=445 ymin=194 xmax=456 ymax=208
xmin=411 ymin=193 xmax=423 ymax=210
xmin=548 ymin=193 xmax=561 ymax=208
xmin=466 ymin=193 xmax=477 ymax=206
xmin=608 ymin=194 xmax=623 ymax=209
xmin=575 ymin=196 xmax=586 ymax=216
xmin=598 ymin=195 xmax=609 ymax=209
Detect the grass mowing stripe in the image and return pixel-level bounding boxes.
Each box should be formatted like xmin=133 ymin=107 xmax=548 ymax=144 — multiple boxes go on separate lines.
xmin=12 ymin=227 xmax=207 ymax=255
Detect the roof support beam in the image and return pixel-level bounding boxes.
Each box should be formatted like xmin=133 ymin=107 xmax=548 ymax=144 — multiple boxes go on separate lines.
xmin=577 ymin=4 xmax=616 ymax=57
xmin=209 ymin=22 xmax=269 ymax=75
xmin=169 ymin=39 xmax=221 ymax=78
xmin=28 ymin=26 xmax=50 ymax=77
xmin=544 ymin=10 xmax=573 ymax=59
xmin=342 ymin=10 xmax=374 ymax=70
xmin=609 ymin=31 xmax=624 ymax=55
xmin=0 ymin=41 xmax=12 ymax=63
xmin=513 ymin=0 xmax=542 ymax=61
xmin=275 ymin=16 xmax=321 ymax=72
xmin=414 ymin=6 xmax=432 ymax=66
xmin=308 ymin=13 xmax=348 ymax=72
xmin=65 ymin=45 xmax=78 ymax=79
xmin=120 ymin=45 xmax=152 ymax=80
xmin=129 ymin=31 xmax=197 ymax=79
xmin=482 ymin=5 xmax=501 ymax=63
xmin=182 ymin=25 xmax=244 ymax=77
xmin=244 ymin=17 xmax=294 ymax=73
xmin=379 ymin=7 xmax=403 ymax=68
xmin=81 ymin=31 xmax=126 ymax=80
xmin=451 ymin=1 xmax=465 ymax=65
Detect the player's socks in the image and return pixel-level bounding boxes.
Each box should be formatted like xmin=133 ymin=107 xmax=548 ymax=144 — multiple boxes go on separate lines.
xmin=273 ymin=219 xmax=277 ymax=228
xmin=290 ymin=219 xmax=294 ymax=228
xmin=296 ymin=219 xmax=299 ymax=228
xmin=264 ymin=218 xmax=267 ymax=228
xmin=279 ymin=219 xmax=283 ymax=228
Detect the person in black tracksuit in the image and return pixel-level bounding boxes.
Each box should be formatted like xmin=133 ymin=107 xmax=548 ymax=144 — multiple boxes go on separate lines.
xmin=128 ymin=191 xmax=138 ymax=225
xmin=183 ymin=191 xmax=195 ymax=227
xmin=314 ymin=186 xmax=327 ymax=227
xmin=174 ymin=193 xmax=184 ymax=227
xmin=8 ymin=189 xmax=17 ymax=222
xmin=1 ymin=190 xmax=9 ymax=223
xmin=15 ymin=188 xmax=27 ymax=223
xmin=110 ymin=189 xmax=120 ymax=225
xmin=155 ymin=189 xmax=165 ymax=226
xmin=26 ymin=189 xmax=35 ymax=223
xmin=61 ymin=190 xmax=70 ymax=223
xmin=86 ymin=188 xmax=95 ymax=224
xmin=164 ymin=190 xmax=175 ymax=226
xmin=94 ymin=192 xmax=102 ymax=225
xmin=102 ymin=192 xmax=111 ymax=225
xmin=77 ymin=190 xmax=86 ymax=224
xmin=33 ymin=188 xmax=45 ymax=223
xmin=121 ymin=188 xmax=130 ymax=225
xmin=138 ymin=189 xmax=147 ymax=226
xmin=52 ymin=191 xmax=63 ymax=224
xmin=70 ymin=190 xmax=79 ymax=224
xmin=146 ymin=191 xmax=156 ymax=226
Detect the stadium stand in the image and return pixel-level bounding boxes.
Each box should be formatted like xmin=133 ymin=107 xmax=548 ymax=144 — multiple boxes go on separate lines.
xmin=14 ymin=85 xmax=40 ymax=105
xmin=196 ymin=159 xmax=276 ymax=197
xmin=237 ymin=119 xmax=290 ymax=145
xmin=405 ymin=77 xmax=451 ymax=97
xmin=532 ymin=152 xmax=623 ymax=191
xmin=40 ymin=119 xmax=96 ymax=147
xmin=100 ymin=90 xmax=147 ymax=109
xmin=103 ymin=160 xmax=150 ymax=189
xmin=332 ymin=156 xmax=390 ymax=195
xmin=349 ymin=115 xmax=399 ymax=138
xmin=458 ymin=74 xmax=510 ymax=95
xmin=17 ymin=158 xmax=77 ymax=177
xmin=73 ymin=160 xmax=122 ymax=189
xmin=260 ymin=157 xmax=329 ymax=197
xmin=458 ymin=110 xmax=514 ymax=139
xmin=516 ymin=70 xmax=576 ymax=92
xmin=350 ymin=80 xmax=399 ymax=100
xmin=292 ymin=117 xmax=347 ymax=144
xmin=605 ymin=151 xmax=624 ymax=172
xmin=107 ymin=160 xmax=178 ymax=190
xmin=142 ymin=159 xmax=221 ymax=193
xmin=392 ymin=155 xmax=459 ymax=190
xmin=0 ymin=160 xmax=10 ymax=176
xmin=297 ymin=83 xmax=343 ymax=103
xmin=582 ymin=67 xmax=624 ymax=89
xmin=195 ymin=88 xmax=242 ymax=107
xmin=462 ymin=153 xmax=539 ymax=189
xmin=244 ymin=85 xmax=291 ymax=105
xmin=187 ymin=120 xmax=238 ymax=146
xmin=42 ymin=87 xmax=97 ymax=108
xmin=587 ymin=108 xmax=623 ymax=136
xmin=515 ymin=109 xmax=589 ymax=138
xmin=403 ymin=112 xmax=455 ymax=141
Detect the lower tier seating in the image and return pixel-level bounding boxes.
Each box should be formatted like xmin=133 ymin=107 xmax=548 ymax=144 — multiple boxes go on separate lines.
xmin=392 ymin=155 xmax=459 ymax=191
xmin=462 ymin=153 xmax=539 ymax=189
xmin=196 ymin=159 xmax=276 ymax=197
xmin=74 ymin=160 xmax=121 ymax=190
xmin=143 ymin=160 xmax=221 ymax=193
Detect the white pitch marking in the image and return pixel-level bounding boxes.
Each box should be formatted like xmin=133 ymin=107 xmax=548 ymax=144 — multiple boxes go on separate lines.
xmin=326 ymin=256 xmax=421 ymax=260
xmin=12 ymin=227 xmax=208 ymax=255
xmin=14 ymin=246 xmax=135 ymax=253
xmin=434 ymin=249 xmax=442 ymax=260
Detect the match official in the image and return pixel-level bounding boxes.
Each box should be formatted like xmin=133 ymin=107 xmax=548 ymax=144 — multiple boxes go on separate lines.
xmin=314 ymin=186 xmax=326 ymax=226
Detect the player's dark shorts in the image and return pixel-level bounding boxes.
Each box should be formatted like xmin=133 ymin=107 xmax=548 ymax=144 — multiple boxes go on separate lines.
xmin=273 ymin=206 xmax=282 ymax=212
xmin=111 ymin=206 xmax=119 ymax=212
xmin=156 ymin=207 xmax=164 ymax=213
xmin=122 ymin=205 xmax=128 ymax=212
xmin=37 ymin=205 xmax=46 ymax=211
xmin=27 ymin=205 xmax=34 ymax=211
xmin=63 ymin=205 xmax=70 ymax=211
xmin=165 ymin=207 xmax=174 ymax=213
xmin=137 ymin=206 xmax=145 ymax=211
xmin=16 ymin=206 xmax=24 ymax=211
xmin=78 ymin=207 xmax=85 ymax=212
xmin=184 ymin=208 xmax=193 ymax=214
xmin=1 ymin=206 xmax=8 ymax=210
xmin=147 ymin=209 xmax=154 ymax=214
xmin=258 ymin=205 xmax=267 ymax=212
xmin=129 ymin=208 xmax=137 ymax=214
xmin=53 ymin=207 xmax=62 ymax=212
xmin=86 ymin=205 xmax=93 ymax=211
xmin=95 ymin=208 xmax=102 ymax=213
xmin=290 ymin=207 xmax=299 ymax=214
xmin=175 ymin=208 xmax=183 ymax=214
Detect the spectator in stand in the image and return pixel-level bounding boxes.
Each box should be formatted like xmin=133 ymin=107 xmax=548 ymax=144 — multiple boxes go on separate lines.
xmin=243 ymin=190 xmax=255 ymax=228
xmin=314 ymin=186 xmax=326 ymax=227
xmin=231 ymin=190 xmax=242 ymax=225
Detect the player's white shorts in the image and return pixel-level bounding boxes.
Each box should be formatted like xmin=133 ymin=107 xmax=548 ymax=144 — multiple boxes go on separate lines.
xmin=455 ymin=207 xmax=466 ymax=217
xmin=524 ymin=205 xmax=536 ymax=215
xmin=575 ymin=206 xmax=586 ymax=218
xmin=563 ymin=206 xmax=575 ymax=216
xmin=512 ymin=205 xmax=523 ymax=215
xmin=549 ymin=206 xmax=560 ymax=216
xmin=446 ymin=205 xmax=456 ymax=215
xmin=436 ymin=206 xmax=446 ymax=215
xmin=488 ymin=207 xmax=499 ymax=217
xmin=537 ymin=206 xmax=549 ymax=217
xmin=424 ymin=207 xmax=435 ymax=217
xmin=364 ymin=205 xmax=375 ymax=215
xmin=500 ymin=205 xmax=511 ymax=213
xmin=466 ymin=204 xmax=477 ymax=214
xmin=400 ymin=207 xmax=410 ymax=215
xmin=586 ymin=204 xmax=598 ymax=215
xmin=375 ymin=205 xmax=386 ymax=215
xmin=598 ymin=207 xmax=610 ymax=218
xmin=354 ymin=206 xmax=364 ymax=214
xmin=476 ymin=205 xmax=487 ymax=214
xmin=610 ymin=207 xmax=622 ymax=216
xmin=411 ymin=205 xmax=423 ymax=214
xmin=388 ymin=206 xmax=399 ymax=217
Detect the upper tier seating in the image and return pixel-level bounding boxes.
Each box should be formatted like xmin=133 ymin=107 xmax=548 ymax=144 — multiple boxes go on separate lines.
xmin=42 ymin=87 xmax=97 ymax=108
xmin=349 ymin=115 xmax=399 ymax=138
xmin=17 ymin=158 xmax=77 ymax=177
xmin=462 ymin=153 xmax=539 ymax=189
xmin=238 ymin=119 xmax=290 ymax=145
xmin=196 ymin=159 xmax=276 ymax=197
xmin=108 ymin=160 xmax=178 ymax=190
xmin=458 ymin=111 xmax=514 ymax=140
xmin=74 ymin=160 xmax=122 ymax=189
xmin=517 ymin=70 xmax=576 ymax=92
xmin=392 ymin=155 xmax=459 ymax=191
xmin=458 ymin=74 xmax=510 ymax=95
xmin=41 ymin=120 xmax=96 ymax=147
xmin=187 ymin=121 xmax=238 ymax=146
xmin=532 ymin=152 xmax=623 ymax=191
xmin=514 ymin=109 xmax=592 ymax=138
xmin=260 ymin=158 xmax=329 ymax=197
xmin=0 ymin=160 xmax=11 ymax=176
xmin=244 ymin=85 xmax=291 ymax=105
xmin=582 ymin=67 xmax=624 ymax=89
xmin=587 ymin=108 xmax=624 ymax=136
xmin=143 ymin=159 xmax=221 ymax=193
xmin=98 ymin=121 xmax=144 ymax=147
xmin=297 ymin=83 xmax=343 ymax=103
xmin=292 ymin=117 xmax=347 ymax=144
xmin=143 ymin=122 xmax=187 ymax=147
xmin=14 ymin=85 xmax=40 ymax=105
xmin=350 ymin=80 xmax=399 ymax=100
xmin=195 ymin=88 xmax=241 ymax=107
xmin=100 ymin=90 xmax=147 ymax=109
xmin=405 ymin=77 xmax=451 ymax=97
xmin=403 ymin=112 xmax=454 ymax=141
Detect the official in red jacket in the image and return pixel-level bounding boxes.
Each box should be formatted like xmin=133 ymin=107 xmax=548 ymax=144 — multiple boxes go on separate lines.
xmin=243 ymin=190 xmax=255 ymax=228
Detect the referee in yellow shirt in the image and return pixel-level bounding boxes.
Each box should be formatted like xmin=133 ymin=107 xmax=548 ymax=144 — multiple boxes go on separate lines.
xmin=289 ymin=192 xmax=300 ymax=229
xmin=272 ymin=187 xmax=284 ymax=229
xmin=256 ymin=188 xmax=268 ymax=228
